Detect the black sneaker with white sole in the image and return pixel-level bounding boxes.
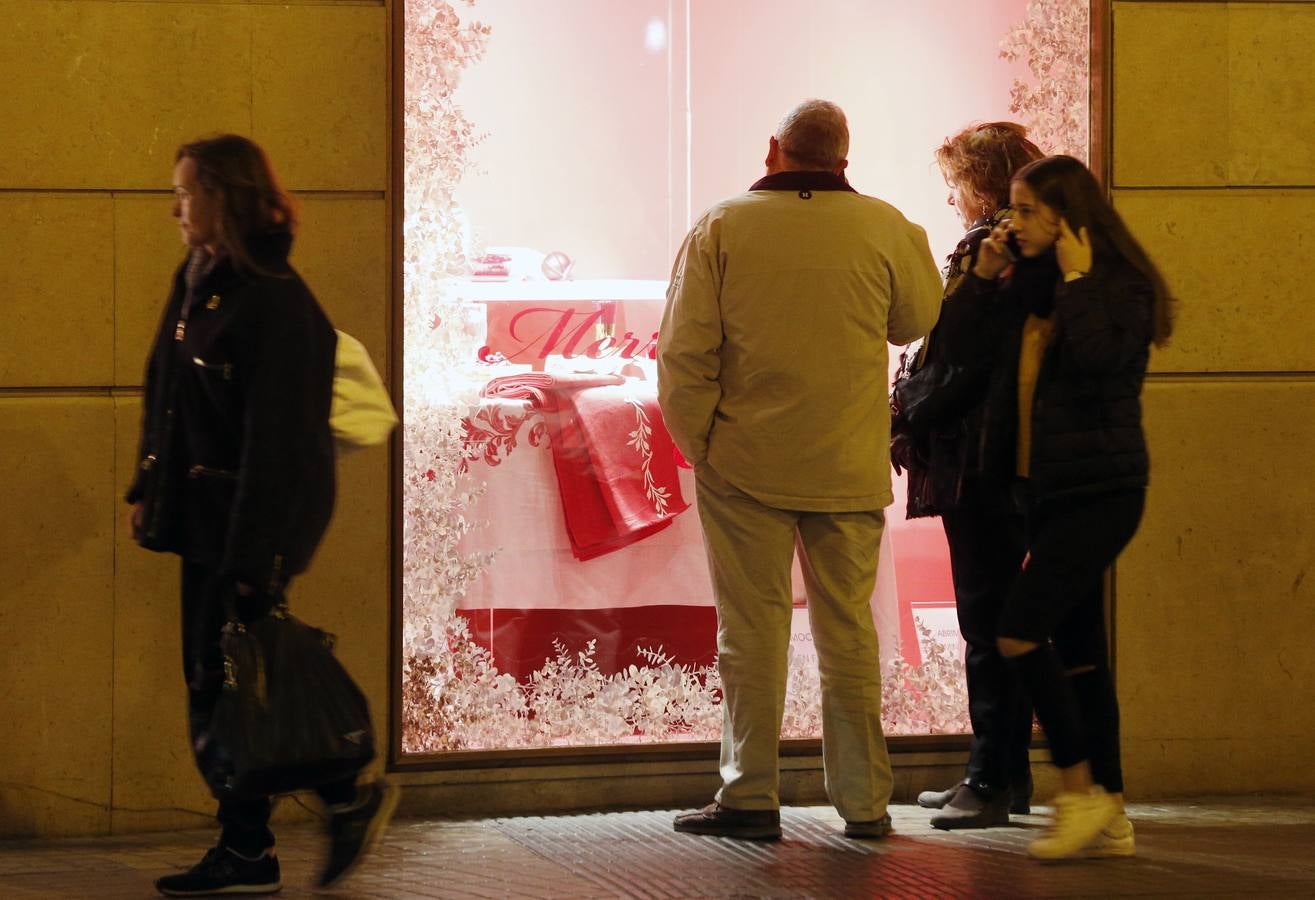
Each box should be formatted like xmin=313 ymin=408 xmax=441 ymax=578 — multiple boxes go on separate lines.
xmin=317 ymin=778 xmax=399 ymax=888
xmin=155 ymin=844 xmax=281 ymax=896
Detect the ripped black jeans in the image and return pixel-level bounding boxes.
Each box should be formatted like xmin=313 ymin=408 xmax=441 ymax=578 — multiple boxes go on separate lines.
xmin=998 ymin=489 xmax=1145 ymax=793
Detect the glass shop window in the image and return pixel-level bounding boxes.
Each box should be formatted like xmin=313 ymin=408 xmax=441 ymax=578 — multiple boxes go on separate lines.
xmin=402 ymin=0 xmax=1089 ymax=754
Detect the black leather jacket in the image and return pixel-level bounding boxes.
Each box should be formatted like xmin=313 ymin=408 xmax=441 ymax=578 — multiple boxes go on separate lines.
xmin=127 ymin=230 xmax=338 ymax=592
xmin=891 ymin=212 xmax=1014 ymax=517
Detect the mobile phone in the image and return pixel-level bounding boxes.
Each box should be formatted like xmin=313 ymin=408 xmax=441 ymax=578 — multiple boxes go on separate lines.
xmin=1003 ymin=231 xmax=1022 ymax=260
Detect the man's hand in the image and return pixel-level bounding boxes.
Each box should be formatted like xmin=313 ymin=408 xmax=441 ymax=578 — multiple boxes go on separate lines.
xmin=235 ymin=582 xmax=255 ymax=597
xmin=973 ymin=224 xmax=1014 ymax=280
xmin=129 ymin=502 xmax=144 ymax=542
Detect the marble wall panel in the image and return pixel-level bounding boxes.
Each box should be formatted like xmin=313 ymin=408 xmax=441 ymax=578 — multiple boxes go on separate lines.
xmin=292 ymin=196 xmax=390 ymax=376
xmin=0 ymin=1 xmax=251 ymax=190
xmin=252 ymin=4 xmax=388 ymax=192
xmin=0 ymin=397 xmax=116 ymax=837
xmin=0 ymin=195 xmax=114 ymax=388
xmin=1114 ymin=189 xmax=1315 ymax=374
xmin=1115 ymin=379 xmax=1315 ymax=793
xmin=1112 ymin=2 xmax=1229 ymax=187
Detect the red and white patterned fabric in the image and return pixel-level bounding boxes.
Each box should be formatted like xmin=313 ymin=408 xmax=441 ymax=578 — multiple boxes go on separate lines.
xmin=479 ymin=373 xmax=689 ymax=560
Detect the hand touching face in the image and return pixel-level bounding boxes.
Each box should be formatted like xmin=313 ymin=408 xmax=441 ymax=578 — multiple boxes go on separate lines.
xmin=1055 ymin=217 xmax=1093 ymax=276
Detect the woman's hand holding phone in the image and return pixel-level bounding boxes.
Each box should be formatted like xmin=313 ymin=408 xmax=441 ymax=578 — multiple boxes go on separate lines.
xmin=973 ymin=224 xmax=1015 ymax=280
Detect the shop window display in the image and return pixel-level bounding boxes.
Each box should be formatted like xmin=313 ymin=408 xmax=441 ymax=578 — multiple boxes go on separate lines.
xmin=402 ymin=0 xmax=1090 ymax=753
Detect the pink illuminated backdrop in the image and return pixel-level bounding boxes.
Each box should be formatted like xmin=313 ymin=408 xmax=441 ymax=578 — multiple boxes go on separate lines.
xmin=401 ymin=0 xmax=1090 ymax=753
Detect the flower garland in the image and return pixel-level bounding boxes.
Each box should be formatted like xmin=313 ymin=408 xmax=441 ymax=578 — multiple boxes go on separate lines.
xmin=1000 ymin=0 xmax=1091 ymax=160
xmin=401 ymin=0 xmax=496 ymax=720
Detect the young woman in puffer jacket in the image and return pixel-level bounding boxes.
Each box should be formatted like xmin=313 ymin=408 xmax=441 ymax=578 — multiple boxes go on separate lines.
xmin=937 ymin=154 xmax=1174 ymax=860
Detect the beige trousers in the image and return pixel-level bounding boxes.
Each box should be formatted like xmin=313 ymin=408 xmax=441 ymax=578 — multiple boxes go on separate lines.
xmin=695 ymin=463 xmax=893 ymax=823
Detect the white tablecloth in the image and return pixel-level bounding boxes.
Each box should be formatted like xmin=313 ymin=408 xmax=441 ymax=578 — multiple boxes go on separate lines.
xmin=455 ymin=393 xmax=904 ymax=667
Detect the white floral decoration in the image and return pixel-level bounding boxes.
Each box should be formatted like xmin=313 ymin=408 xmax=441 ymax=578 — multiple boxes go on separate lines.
xmin=624 ymin=396 xmax=673 ymax=518
xmin=1000 ymin=0 xmax=1091 ymax=160
xmin=402 ymin=1 xmax=972 ymax=753
xmin=401 ymin=0 xmax=497 ymax=735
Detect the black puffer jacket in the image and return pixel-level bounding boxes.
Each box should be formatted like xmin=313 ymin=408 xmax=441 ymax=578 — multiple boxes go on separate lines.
xmin=938 ymin=253 xmax=1154 ymax=505
xmin=127 ymin=230 xmax=338 ymax=592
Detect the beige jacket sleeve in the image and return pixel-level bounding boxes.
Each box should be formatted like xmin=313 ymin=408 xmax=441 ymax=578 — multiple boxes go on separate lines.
xmin=656 ymin=222 xmax=724 ymax=466
xmin=886 ymin=221 xmax=943 ymax=346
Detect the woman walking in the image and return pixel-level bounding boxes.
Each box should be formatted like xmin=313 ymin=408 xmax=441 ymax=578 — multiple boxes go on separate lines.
xmin=940 ymin=153 xmax=1173 ymax=859
xmin=128 ymin=134 xmax=395 ymax=895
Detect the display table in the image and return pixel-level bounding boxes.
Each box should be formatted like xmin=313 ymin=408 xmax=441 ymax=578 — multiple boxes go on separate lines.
xmin=454 ymin=378 xmax=908 ymax=680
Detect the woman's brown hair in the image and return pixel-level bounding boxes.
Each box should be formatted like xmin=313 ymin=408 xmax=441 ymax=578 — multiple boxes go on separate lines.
xmin=1015 ymin=154 xmax=1176 ymax=347
xmin=936 ymin=122 xmax=1043 ymax=223
xmin=175 ymin=134 xmax=297 ymax=275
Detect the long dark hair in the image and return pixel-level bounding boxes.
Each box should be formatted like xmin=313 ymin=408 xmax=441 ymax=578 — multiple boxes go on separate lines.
xmin=176 ymin=135 xmax=297 ymax=275
xmin=936 ymin=121 xmax=1043 ymax=222
xmin=1014 ymin=155 xmax=1175 ymax=346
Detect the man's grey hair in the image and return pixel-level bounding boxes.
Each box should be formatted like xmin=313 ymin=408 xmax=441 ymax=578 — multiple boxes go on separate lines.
xmin=774 ymin=100 xmax=849 ymax=170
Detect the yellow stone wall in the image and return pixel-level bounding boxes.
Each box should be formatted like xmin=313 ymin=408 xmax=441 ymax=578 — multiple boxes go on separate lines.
xmin=1111 ymin=1 xmax=1315 ymax=794
xmin=0 ymin=0 xmax=391 ymax=837
xmin=3 ymin=0 xmax=1313 ymax=840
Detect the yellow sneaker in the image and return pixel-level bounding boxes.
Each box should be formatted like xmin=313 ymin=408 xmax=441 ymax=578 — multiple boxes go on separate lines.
xmin=1081 ymin=812 xmax=1136 ymax=858
xmin=1028 ymin=787 xmax=1119 ymax=860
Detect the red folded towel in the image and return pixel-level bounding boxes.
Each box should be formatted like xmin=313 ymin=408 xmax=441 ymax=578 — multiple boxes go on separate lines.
xmin=479 ymin=374 xmax=689 ymax=560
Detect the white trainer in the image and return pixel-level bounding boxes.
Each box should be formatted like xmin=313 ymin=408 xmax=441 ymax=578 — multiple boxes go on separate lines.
xmin=1028 ymin=787 xmax=1119 ymax=860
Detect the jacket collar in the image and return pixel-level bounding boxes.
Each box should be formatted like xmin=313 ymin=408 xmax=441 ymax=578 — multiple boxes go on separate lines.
xmin=194 ymin=228 xmax=294 ymax=290
xmin=242 ymin=228 xmax=295 ymax=269
xmin=748 ymin=170 xmax=857 ymax=193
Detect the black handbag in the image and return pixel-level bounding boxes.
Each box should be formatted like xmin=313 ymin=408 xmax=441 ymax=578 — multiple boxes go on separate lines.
xmin=891 ymin=334 xmax=975 ymax=518
xmin=207 ymin=601 xmax=375 ymax=796
xmin=892 ymin=340 xmax=972 ymax=434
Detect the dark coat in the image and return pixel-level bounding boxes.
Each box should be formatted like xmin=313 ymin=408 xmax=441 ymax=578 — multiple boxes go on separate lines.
xmin=127 ymin=230 xmax=338 ymax=592
xmin=938 ymin=253 xmax=1154 ymax=506
xmin=890 ymin=214 xmax=1013 ymax=516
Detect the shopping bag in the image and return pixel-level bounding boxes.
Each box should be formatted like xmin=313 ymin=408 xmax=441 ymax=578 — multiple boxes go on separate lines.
xmin=208 ymin=604 xmax=375 ymax=796
xmin=330 ymin=330 xmax=397 ymax=452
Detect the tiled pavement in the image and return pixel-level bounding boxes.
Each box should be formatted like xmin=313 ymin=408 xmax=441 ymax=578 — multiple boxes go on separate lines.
xmin=2 ymin=795 xmax=1313 ymax=898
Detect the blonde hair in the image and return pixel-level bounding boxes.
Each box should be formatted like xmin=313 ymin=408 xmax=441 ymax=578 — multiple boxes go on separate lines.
xmin=936 ymin=122 xmax=1042 ymax=222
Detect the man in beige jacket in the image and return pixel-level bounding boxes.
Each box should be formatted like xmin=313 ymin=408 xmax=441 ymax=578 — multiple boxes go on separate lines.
xmin=659 ymin=99 xmax=942 ymax=840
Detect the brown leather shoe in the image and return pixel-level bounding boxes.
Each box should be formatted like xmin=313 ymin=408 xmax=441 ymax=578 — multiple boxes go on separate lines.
xmin=916 ymin=783 xmax=962 ymax=809
xmin=673 ymin=802 xmax=781 ymax=841
xmin=929 ymin=783 xmax=1010 ymax=830
xmin=843 ymin=813 xmax=893 ymax=839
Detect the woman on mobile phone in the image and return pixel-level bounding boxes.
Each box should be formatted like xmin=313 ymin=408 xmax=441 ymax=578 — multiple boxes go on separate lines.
xmin=940 ymin=153 xmax=1174 ymax=859
xmin=892 ymin=122 xmax=1043 ymax=829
